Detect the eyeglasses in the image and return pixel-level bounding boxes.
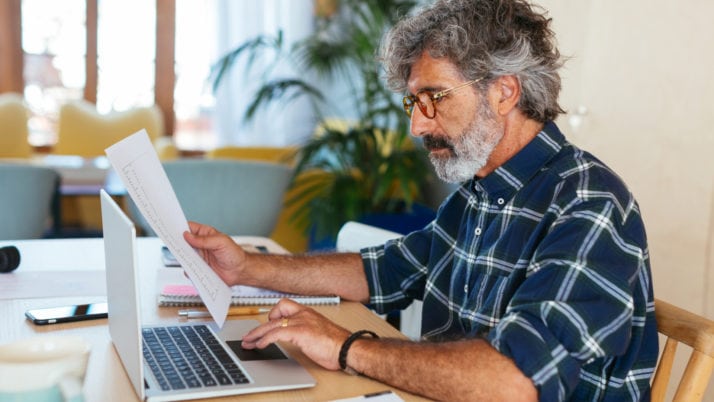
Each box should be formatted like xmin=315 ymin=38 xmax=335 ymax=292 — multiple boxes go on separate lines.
xmin=402 ymin=78 xmax=483 ymax=119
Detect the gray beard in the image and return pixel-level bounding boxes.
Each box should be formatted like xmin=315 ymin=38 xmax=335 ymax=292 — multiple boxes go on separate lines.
xmin=429 ymin=108 xmax=503 ymax=183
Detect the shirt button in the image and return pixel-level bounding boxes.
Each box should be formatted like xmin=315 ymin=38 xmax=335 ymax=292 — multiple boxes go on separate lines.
xmin=464 ymin=284 xmax=469 ymax=293
xmin=497 ymin=198 xmax=505 ymax=205
xmin=474 ymin=227 xmax=482 ymax=236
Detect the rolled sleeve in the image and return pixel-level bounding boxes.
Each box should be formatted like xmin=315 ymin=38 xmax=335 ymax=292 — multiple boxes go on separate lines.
xmin=361 ymin=227 xmax=433 ymax=314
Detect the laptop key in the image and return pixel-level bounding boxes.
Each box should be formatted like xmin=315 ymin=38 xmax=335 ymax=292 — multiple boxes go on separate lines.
xmin=143 ymin=325 xmax=249 ymax=390
xmin=216 ymin=373 xmax=232 ymax=385
xmin=199 ymin=374 xmax=217 ymax=387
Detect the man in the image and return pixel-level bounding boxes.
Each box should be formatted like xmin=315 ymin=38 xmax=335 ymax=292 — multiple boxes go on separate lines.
xmin=185 ymin=0 xmax=658 ymax=400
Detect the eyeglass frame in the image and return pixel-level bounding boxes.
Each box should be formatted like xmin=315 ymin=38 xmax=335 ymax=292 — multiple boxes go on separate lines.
xmin=402 ymin=77 xmax=483 ymax=119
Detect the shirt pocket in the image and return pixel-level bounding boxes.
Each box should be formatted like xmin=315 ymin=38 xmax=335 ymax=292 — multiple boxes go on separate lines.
xmin=455 ymin=263 xmax=516 ymax=335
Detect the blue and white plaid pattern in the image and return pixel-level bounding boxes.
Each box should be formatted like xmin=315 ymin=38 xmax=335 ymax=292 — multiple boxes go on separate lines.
xmin=361 ymin=122 xmax=658 ymax=401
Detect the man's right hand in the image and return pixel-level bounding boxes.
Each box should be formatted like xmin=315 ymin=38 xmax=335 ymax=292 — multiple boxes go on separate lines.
xmin=183 ymin=221 xmax=248 ymax=286
xmin=241 ymin=298 xmax=351 ymax=371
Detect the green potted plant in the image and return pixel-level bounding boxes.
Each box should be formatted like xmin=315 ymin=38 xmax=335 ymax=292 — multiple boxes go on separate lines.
xmin=210 ymin=0 xmax=433 ymax=247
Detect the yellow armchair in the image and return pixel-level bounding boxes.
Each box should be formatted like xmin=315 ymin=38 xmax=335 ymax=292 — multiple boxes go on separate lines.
xmin=53 ymin=99 xmax=164 ymax=157
xmin=0 ymin=92 xmax=32 ymax=158
xmin=206 ymin=145 xmax=298 ymax=166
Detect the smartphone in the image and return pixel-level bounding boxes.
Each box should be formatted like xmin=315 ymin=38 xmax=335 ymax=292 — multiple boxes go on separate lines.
xmin=161 ymin=246 xmax=180 ymax=267
xmin=25 ymin=302 xmax=108 ymax=325
xmin=161 ymin=244 xmax=269 ymax=267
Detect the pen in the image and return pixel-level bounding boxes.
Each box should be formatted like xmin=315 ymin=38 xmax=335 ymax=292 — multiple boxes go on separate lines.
xmin=364 ymin=390 xmax=394 ymax=398
xmin=178 ymin=306 xmax=271 ymax=318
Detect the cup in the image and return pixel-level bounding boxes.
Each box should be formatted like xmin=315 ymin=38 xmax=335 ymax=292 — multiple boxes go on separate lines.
xmin=0 ymin=335 xmax=91 ymax=402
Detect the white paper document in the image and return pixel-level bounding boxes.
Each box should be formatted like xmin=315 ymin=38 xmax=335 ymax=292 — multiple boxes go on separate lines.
xmin=329 ymin=390 xmax=404 ymax=402
xmin=105 ymin=129 xmax=231 ymax=327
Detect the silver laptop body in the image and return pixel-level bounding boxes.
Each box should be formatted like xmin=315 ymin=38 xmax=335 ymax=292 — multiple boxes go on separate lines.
xmin=99 ymin=189 xmax=315 ymax=401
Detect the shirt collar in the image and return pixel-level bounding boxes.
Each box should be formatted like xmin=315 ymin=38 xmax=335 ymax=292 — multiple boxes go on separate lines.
xmin=470 ymin=121 xmax=565 ymax=200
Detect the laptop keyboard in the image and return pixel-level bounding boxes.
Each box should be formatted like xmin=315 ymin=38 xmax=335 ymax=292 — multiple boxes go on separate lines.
xmin=142 ymin=325 xmax=249 ymax=391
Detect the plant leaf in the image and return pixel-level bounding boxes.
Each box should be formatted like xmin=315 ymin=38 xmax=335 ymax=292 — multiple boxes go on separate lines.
xmin=244 ymin=79 xmax=325 ymax=121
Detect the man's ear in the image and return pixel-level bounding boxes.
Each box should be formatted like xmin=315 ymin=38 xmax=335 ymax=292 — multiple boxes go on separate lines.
xmin=493 ymin=75 xmax=520 ymax=116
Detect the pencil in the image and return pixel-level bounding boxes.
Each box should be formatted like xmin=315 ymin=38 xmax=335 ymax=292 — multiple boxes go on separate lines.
xmin=178 ymin=306 xmax=271 ymax=318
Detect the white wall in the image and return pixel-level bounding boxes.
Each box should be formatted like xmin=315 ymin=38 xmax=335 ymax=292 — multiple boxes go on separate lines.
xmin=537 ymin=0 xmax=714 ymax=311
xmin=536 ymin=0 xmax=714 ymax=397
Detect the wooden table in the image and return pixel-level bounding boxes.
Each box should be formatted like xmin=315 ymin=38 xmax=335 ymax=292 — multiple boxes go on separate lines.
xmin=0 ymin=237 xmax=430 ymax=401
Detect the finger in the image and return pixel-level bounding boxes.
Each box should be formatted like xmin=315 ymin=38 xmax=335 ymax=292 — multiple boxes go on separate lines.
xmin=186 ymin=221 xmax=210 ymax=237
xmin=184 ymin=229 xmax=222 ymax=250
xmin=187 ymin=221 xmax=201 ymax=233
xmin=243 ymin=299 xmax=306 ymax=342
xmin=183 ymin=232 xmax=209 ymax=258
xmin=242 ymin=317 xmax=290 ymax=346
xmin=250 ymin=327 xmax=291 ymax=349
xmin=267 ymin=298 xmax=305 ymax=321
xmin=183 ymin=230 xmax=198 ymax=246
xmin=246 ymin=302 xmax=309 ymax=347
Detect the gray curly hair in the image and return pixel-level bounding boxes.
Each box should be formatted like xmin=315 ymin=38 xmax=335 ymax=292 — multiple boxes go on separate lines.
xmin=381 ymin=0 xmax=565 ymax=122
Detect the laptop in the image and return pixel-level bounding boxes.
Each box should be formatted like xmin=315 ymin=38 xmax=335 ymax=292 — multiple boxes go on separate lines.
xmin=99 ymin=189 xmax=315 ymax=401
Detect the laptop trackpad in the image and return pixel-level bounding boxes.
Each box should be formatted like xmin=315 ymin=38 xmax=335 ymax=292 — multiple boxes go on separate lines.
xmin=228 ymin=340 xmax=287 ymax=361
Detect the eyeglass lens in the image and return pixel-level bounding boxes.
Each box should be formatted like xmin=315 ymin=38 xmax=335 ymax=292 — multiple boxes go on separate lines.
xmin=416 ymin=93 xmax=436 ymax=118
xmin=404 ymin=92 xmax=437 ymax=118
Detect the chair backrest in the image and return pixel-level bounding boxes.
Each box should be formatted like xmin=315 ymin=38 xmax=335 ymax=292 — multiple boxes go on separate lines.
xmin=651 ymin=298 xmax=714 ymax=401
xmin=336 ymin=221 xmax=402 ymax=252
xmin=0 ymin=164 xmax=59 ymax=240
xmin=0 ymin=93 xmax=32 ymax=158
xmin=205 ymin=145 xmax=308 ymax=252
xmin=335 ymin=221 xmax=423 ymax=340
xmin=54 ymin=100 xmax=164 ymax=157
xmin=128 ymin=159 xmax=293 ymax=237
xmin=206 ymin=145 xmax=298 ymax=165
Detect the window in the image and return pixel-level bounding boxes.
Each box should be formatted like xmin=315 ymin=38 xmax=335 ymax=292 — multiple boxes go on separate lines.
xmin=18 ymin=0 xmax=162 ymax=148
xmin=174 ymin=0 xmax=218 ymax=150
xmin=21 ymin=0 xmax=86 ymax=146
xmin=96 ymin=0 xmax=156 ymax=113
xmin=2 ymin=0 xmax=314 ymax=151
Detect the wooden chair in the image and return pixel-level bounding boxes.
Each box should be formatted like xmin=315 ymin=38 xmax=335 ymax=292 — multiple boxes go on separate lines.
xmin=651 ymin=298 xmax=714 ymax=401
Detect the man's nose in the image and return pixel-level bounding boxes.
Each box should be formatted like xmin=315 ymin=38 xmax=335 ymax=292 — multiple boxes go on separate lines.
xmin=409 ymin=109 xmax=438 ymax=138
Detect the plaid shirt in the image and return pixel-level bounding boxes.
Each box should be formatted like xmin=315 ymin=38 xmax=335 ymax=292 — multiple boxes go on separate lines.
xmin=361 ymin=122 xmax=658 ymax=401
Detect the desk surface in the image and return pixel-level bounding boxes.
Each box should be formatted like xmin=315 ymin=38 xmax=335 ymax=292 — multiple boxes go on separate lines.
xmin=0 ymin=237 xmax=430 ymax=402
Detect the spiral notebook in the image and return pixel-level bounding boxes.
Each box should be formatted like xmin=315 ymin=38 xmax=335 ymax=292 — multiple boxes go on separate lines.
xmin=158 ymin=284 xmax=340 ymax=307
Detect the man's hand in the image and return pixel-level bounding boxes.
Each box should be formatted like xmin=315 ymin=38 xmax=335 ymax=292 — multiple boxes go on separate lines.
xmin=183 ymin=221 xmax=248 ymax=286
xmin=241 ymin=298 xmax=351 ymax=370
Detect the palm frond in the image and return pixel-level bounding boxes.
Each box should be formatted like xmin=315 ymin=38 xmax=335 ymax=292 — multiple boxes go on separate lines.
xmin=209 ymin=31 xmax=283 ymax=92
xmin=244 ymin=79 xmax=325 ymax=121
